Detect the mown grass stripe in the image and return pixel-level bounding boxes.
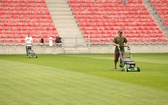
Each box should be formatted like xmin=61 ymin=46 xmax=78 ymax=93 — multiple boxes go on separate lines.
xmin=67 ymin=54 xmax=168 ymax=64
xmin=0 ymin=60 xmax=168 ymax=105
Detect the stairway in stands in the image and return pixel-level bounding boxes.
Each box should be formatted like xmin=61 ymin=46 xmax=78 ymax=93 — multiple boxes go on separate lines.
xmin=45 ymin=0 xmax=86 ymax=47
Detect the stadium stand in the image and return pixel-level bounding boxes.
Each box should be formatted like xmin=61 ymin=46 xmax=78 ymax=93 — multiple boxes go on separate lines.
xmin=150 ymin=0 xmax=168 ymax=26
xmin=69 ymin=0 xmax=168 ymax=45
xmin=0 ymin=0 xmax=59 ymax=45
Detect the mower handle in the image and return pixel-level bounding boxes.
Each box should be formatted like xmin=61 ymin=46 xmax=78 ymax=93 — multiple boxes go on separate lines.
xmin=117 ymin=46 xmax=130 ymax=50
xmin=118 ymin=45 xmax=129 ymax=47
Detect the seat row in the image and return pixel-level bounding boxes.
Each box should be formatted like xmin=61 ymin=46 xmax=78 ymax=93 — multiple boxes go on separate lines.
xmin=1 ymin=10 xmax=50 ymax=13
xmin=69 ymin=0 xmax=142 ymax=3
xmin=3 ymin=0 xmax=45 ymax=2
xmin=1 ymin=37 xmax=167 ymax=46
xmin=0 ymin=38 xmax=58 ymax=46
xmin=150 ymin=0 xmax=168 ymax=3
xmin=85 ymin=37 xmax=168 ymax=45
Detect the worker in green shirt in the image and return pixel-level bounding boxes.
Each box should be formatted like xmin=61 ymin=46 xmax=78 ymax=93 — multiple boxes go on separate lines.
xmin=112 ymin=30 xmax=128 ymax=70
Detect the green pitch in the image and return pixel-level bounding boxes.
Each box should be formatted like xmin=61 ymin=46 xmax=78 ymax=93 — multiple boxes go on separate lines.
xmin=0 ymin=53 xmax=168 ymax=105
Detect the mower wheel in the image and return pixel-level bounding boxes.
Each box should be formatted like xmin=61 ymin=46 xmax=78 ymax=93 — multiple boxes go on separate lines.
xmin=137 ymin=67 xmax=140 ymax=72
xmin=124 ymin=67 xmax=128 ymax=72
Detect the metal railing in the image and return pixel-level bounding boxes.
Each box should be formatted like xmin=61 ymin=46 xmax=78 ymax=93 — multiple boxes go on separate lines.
xmin=0 ymin=36 xmax=168 ymax=48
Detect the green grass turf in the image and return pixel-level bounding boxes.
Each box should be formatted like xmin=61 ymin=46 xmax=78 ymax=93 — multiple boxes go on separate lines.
xmin=0 ymin=53 xmax=168 ymax=105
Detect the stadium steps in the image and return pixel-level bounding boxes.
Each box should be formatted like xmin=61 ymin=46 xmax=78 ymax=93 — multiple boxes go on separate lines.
xmin=143 ymin=0 xmax=168 ymax=37
xmin=45 ymin=0 xmax=87 ymax=47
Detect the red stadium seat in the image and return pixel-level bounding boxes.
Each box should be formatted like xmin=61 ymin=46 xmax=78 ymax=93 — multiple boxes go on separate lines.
xmin=151 ymin=0 xmax=168 ymax=26
xmin=0 ymin=0 xmax=59 ymax=45
xmin=69 ymin=0 xmax=167 ymax=44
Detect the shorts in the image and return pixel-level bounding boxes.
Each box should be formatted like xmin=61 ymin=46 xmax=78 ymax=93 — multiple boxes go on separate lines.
xmin=114 ymin=52 xmax=124 ymax=62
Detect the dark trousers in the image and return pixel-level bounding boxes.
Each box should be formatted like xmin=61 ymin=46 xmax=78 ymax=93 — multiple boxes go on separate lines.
xmin=114 ymin=52 xmax=124 ymax=63
xmin=26 ymin=46 xmax=31 ymax=56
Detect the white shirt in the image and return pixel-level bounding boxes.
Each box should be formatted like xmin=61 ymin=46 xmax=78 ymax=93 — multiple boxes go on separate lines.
xmin=25 ymin=36 xmax=33 ymax=46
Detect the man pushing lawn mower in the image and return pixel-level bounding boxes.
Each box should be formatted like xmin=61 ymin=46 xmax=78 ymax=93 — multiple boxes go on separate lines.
xmin=112 ymin=30 xmax=140 ymax=72
xmin=25 ymin=33 xmax=37 ymax=58
xmin=113 ymin=30 xmax=128 ymax=70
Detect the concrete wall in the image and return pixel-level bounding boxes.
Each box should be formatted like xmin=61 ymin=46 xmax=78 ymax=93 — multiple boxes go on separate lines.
xmin=0 ymin=44 xmax=168 ymax=54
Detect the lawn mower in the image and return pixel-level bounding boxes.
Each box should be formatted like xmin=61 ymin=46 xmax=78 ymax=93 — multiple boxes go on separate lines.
xmin=118 ymin=46 xmax=140 ymax=72
xmin=27 ymin=49 xmax=37 ymax=58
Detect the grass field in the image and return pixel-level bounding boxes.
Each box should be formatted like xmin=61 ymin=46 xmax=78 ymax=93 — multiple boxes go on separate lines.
xmin=0 ymin=53 xmax=168 ymax=105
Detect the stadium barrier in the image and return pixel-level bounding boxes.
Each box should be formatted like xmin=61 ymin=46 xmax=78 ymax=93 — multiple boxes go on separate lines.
xmin=0 ymin=36 xmax=168 ymax=54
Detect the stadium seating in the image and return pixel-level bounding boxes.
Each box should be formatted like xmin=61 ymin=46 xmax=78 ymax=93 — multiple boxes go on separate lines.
xmin=0 ymin=0 xmax=59 ymax=45
xmin=69 ymin=0 xmax=168 ymax=44
xmin=0 ymin=0 xmax=167 ymax=46
xmin=150 ymin=0 xmax=168 ymax=26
